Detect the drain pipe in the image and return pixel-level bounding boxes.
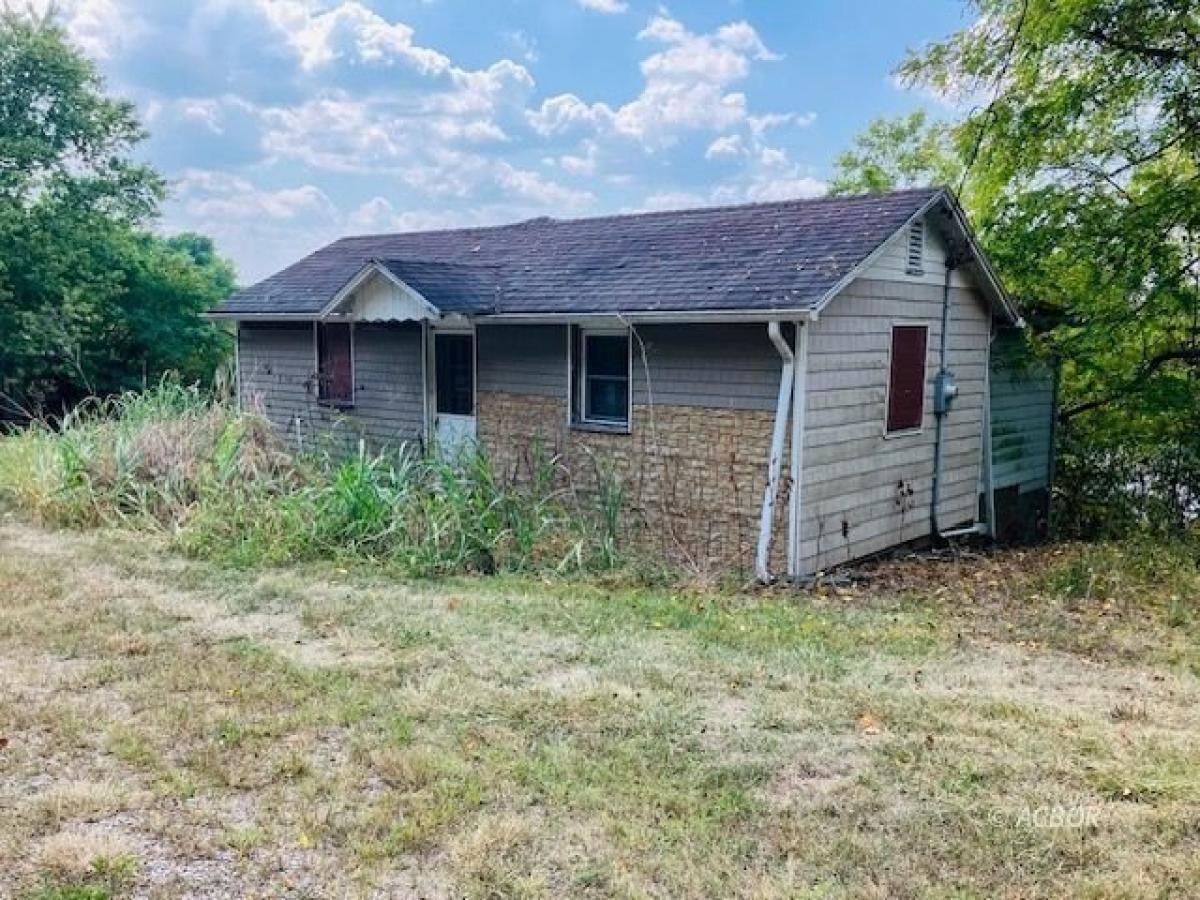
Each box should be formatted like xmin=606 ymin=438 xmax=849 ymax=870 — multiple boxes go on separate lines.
xmin=756 ymin=321 xmax=794 ymax=583
xmin=787 ymin=319 xmax=810 ymax=579
xmin=930 ymin=259 xmax=958 ymax=539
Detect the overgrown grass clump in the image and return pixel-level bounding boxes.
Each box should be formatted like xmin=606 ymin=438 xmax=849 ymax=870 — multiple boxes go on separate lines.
xmin=0 ymin=383 xmax=635 ymax=576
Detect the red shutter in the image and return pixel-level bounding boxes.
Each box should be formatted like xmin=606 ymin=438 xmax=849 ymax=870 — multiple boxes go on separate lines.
xmin=887 ymin=326 xmax=927 ymax=432
xmin=319 ymin=324 xmax=353 ymax=405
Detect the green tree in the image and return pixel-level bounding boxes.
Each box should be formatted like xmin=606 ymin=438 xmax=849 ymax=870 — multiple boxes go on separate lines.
xmin=829 ymin=111 xmax=962 ymax=196
xmin=834 ymin=0 xmax=1200 ymax=534
xmin=0 ymin=10 xmax=233 ymax=416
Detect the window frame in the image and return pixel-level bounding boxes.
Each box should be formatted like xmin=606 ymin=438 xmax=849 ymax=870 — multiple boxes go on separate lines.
xmin=573 ymin=326 xmax=632 ymax=432
xmin=314 ymin=321 xmax=356 ymax=408
xmin=883 ymin=322 xmax=929 ymax=437
xmin=433 ymin=327 xmax=477 ymax=418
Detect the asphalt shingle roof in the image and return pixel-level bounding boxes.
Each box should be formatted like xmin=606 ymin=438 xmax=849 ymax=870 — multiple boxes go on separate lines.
xmin=213 ymin=187 xmax=943 ymax=317
xmin=377 ymin=260 xmax=502 ymax=314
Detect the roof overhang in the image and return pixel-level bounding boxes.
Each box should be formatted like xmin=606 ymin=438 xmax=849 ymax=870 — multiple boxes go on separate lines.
xmin=473 ymin=308 xmax=821 ymax=325
xmin=205 ymin=311 xmax=319 ymax=322
xmin=205 ymin=260 xmax=443 ymax=323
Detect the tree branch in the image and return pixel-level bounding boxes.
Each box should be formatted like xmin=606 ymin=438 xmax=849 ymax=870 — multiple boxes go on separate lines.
xmin=1060 ymin=347 xmax=1200 ymax=421
xmin=1083 ymin=27 xmax=1189 ymax=66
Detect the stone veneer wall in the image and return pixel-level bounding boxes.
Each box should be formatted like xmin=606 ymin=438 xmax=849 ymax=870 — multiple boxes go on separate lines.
xmin=477 ymin=391 xmax=789 ymax=575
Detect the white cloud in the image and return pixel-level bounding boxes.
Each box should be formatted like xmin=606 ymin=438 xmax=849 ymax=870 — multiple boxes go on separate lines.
xmin=757 ymin=145 xmax=788 ymax=168
xmin=527 ymin=93 xmax=615 ymax=136
xmin=256 ymin=66 xmax=524 ymax=173
xmin=216 ymin=4 xmax=536 ymax=182
xmin=503 ymin=29 xmax=539 ymax=63
xmin=178 ymin=99 xmax=227 ymax=134
xmin=234 ymin=0 xmax=451 ymax=73
xmin=176 ymin=169 xmax=336 ymax=221
xmin=49 ymin=1 xmax=832 ymax=282
xmin=193 ymin=1 xmax=534 ymax=164
xmin=746 ymin=111 xmax=815 ymax=136
xmin=495 ymin=163 xmax=594 ymax=207
xmin=556 ymin=140 xmax=600 ymax=176
xmin=737 ymin=172 xmax=826 ymax=202
xmin=635 ymin=190 xmax=707 ymax=212
xmin=259 ymin=95 xmax=398 ymax=173
xmin=345 ymin=197 xmax=465 ymax=234
xmin=642 ymin=139 xmax=828 ymax=211
xmin=713 ymin=144 xmax=827 ymax=203
xmin=21 ymin=0 xmax=142 ymax=59
xmin=529 ymin=13 xmax=779 ymax=148
xmin=578 ymin=0 xmax=628 ymax=13
xmin=705 ymin=134 xmax=744 ymax=160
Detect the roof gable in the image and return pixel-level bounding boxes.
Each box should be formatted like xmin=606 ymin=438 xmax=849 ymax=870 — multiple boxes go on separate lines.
xmin=815 ymin=191 xmax=1019 ymax=325
xmin=323 ymin=263 xmax=440 ymax=322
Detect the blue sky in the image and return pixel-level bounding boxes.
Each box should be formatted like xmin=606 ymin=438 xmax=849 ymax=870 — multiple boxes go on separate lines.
xmin=41 ymin=0 xmax=971 ymax=284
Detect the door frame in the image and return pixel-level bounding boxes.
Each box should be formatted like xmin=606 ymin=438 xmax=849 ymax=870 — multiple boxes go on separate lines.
xmin=425 ymin=321 xmax=477 ymax=453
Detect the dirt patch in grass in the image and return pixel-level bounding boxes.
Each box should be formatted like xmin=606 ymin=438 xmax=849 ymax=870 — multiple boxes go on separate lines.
xmin=1 ymin=518 xmax=1198 ymax=898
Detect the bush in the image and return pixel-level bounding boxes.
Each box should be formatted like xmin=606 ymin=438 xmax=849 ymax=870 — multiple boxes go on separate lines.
xmin=1054 ymin=428 xmax=1200 ymax=541
xmin=0 ymin=382 xmax=641 ymax=577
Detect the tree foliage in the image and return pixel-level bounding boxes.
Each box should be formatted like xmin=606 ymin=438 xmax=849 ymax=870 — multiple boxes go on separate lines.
xmin=830 ymin=111 xmax=963 ymax=196
xmin=834 ymin=0 xmax=1200 ymax=534
xmin=0 ymin=11 xmax=233 ymax=417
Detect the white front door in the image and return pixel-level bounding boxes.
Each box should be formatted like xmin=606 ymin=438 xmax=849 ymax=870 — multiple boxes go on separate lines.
xmin=433 ymin=331 xmax=476 ymax=455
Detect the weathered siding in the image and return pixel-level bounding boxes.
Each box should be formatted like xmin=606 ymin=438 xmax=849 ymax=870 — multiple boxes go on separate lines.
xmin=861 ymin=218 xmax=974 ymax=288
xmin=477 ymin=325 xmax=566 ymax=397
xmin=475 ymin=308 xmax=996 ymax=574
xmin=799 ymin=272 xmax=991 ymax=572
xmin=632 ymin=325 xmax=782 ymax=412
xmin=991 ymin=328 xmax=1055 ymax=494
xmin=238 ymin=322 xmax=425 ymax=452
xmin=476 ymin=323 xmax=783 ymax=413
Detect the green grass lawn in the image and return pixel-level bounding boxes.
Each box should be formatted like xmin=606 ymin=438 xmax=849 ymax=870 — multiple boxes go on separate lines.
xmin=1 ymin=515 xmax=1198 ymax=898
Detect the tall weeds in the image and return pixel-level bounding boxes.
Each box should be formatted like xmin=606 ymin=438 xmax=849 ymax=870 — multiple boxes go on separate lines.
xmin=0 ymin=383 xmax=642 ymax=577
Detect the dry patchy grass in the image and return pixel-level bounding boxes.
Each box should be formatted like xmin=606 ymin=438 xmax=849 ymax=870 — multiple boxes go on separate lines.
xmin=0 ymin=515 xmax=1198 ymax=898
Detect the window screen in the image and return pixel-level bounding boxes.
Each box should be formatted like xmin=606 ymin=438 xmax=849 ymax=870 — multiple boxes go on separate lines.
xmin=317 ymin=323 xmax=353 ymax=405
xmin=582 ymin=331 xmax=629 ymax=426
xmin=887 ymin=325 xmax=927 ymax=433
xmin=435 ymin=333 xmax=475 ymax=416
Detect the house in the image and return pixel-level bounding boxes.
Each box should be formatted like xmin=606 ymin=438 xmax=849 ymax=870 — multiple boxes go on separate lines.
xmin=208 ymin=186 xmax=1055 ymax=580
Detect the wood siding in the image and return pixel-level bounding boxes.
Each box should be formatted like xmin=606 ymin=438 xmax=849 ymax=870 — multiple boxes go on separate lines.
xmin=477 ymin=325 xmax=566 ymax=397
xmin=631 ymin=324 xmax=782 ymax=412
xmin=799 ymin=269 xmax=992 ymax=573
xmin=991 ymin=328 xmax=1055 ymax=493
xmin=476 ymin=323 xmax=782 ymax=413
xmin=238 ymin=322 xmax=425 ymax=453
xmin=862 ymin=219 xmax=973 ymax=288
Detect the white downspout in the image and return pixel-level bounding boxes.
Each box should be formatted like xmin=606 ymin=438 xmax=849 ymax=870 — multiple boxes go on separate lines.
xmin=757 ymin=321 xmax=795 ymax=584
xmin=787 ymin=319 xmax=810 ymax=579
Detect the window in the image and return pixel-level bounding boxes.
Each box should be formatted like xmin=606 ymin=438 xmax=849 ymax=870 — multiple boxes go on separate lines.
xmin=886 ymin=325 xmax=928 ymax=433
xmin=435 ymin=332 xmax=475 ymax=416
xmin=317 ymin=322 xmax=354 ymax=406
xmin=906 ymin=220 xmax=925 ymax=275
xmin=575 ymin=328 xmax=630 ymax=428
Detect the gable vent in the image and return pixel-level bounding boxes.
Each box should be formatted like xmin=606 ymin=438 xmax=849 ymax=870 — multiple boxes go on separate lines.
xmin=906 ymin=220 xmax=925 ymax=275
